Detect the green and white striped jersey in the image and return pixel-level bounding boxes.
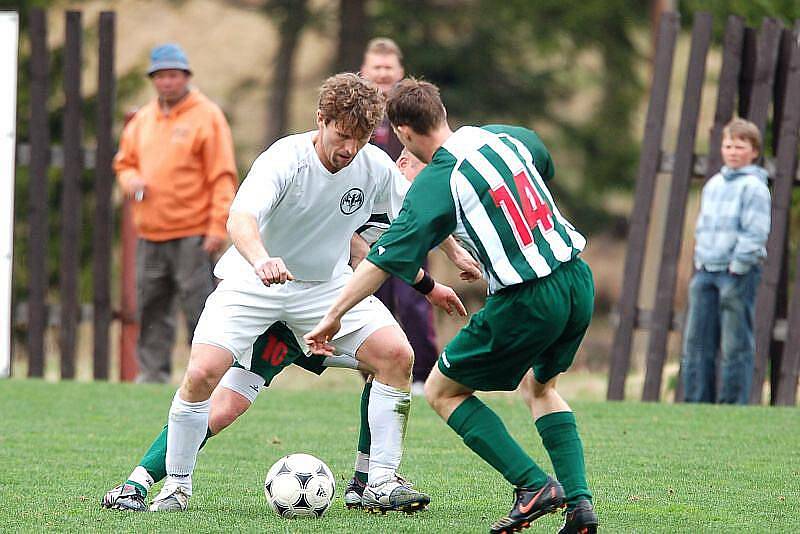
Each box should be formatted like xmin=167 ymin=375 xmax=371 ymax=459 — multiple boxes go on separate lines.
xmin=367 ymin=124 xmax=585 ymax=294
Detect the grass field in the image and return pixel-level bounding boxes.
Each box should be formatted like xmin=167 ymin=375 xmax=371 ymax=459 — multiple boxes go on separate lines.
xmin=1 ymin=378 xmax=798 ymax=533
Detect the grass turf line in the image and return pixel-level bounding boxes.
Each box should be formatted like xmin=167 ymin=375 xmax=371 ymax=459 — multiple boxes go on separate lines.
xmin=0 ymin=380 xmax=797 ymax=533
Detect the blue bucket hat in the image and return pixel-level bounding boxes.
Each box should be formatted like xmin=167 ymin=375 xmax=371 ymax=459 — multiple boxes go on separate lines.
xmin=147 ymin=43 xmax=191 ymax=76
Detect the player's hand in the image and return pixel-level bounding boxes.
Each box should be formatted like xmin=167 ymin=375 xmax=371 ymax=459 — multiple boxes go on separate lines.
xmin=426 ymin=282 xmax=467 ymax=317
xmin=254 ymin=257 xmax=295 ymax=286
xmin=202 ymin=235 xmax=225 ymax=255
xmin=451 ymin=248 xmax=482 ymax=282
xmin=304 ymin=315 xmax=341 ymax=356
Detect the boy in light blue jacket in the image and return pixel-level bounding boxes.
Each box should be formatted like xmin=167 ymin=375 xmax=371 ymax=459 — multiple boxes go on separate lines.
xmin=682 ymin=118 xmax=771 ymax=404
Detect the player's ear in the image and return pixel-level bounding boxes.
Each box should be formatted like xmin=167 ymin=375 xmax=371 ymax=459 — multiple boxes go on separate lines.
xmin=395 ymin=125 xmax=412 ymax=143
xmin=396 ymin=155 xmax=408 ymax=170
xmin=315 ymin=109 xmax=324 ymax=127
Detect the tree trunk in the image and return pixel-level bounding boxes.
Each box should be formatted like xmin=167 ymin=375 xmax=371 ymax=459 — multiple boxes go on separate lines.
xmin=264 ymin=0 xmax=309 ymax=147
xmin=335 ymin=0 xmax=368 ymax=73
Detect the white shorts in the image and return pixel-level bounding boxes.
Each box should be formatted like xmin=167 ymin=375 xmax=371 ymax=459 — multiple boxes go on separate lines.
xmin=193 ymin=272 xmax=397 ymax=370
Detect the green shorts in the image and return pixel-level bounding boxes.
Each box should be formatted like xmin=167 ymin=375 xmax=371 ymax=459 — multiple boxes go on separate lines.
xmin=231 ymin=321 xmax=327 ymax=387
xmin=439 ymin=257 xmax=594 ymax=391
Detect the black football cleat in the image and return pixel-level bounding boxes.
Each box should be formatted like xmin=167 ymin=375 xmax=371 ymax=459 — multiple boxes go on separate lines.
xmin=558 ymin=499 xmax=598 ymax=534
xmin=489 ymin=477 xmax=565 ymax=534
xmin=344 ymin=476 xmax=366 ymax=509
xmin=101 ymin=482 xmax=147 ymax=512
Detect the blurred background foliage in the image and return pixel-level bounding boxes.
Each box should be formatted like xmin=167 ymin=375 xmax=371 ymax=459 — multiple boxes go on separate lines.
xmin=4 ymin=0 xmax=800 ymax=308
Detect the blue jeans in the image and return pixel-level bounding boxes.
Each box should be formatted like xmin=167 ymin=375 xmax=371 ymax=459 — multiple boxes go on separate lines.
xmin=681 ymin=267 xmax=761 ymax=404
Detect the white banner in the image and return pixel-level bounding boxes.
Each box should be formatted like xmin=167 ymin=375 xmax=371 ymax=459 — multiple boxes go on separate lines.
xmin=0 ymin=12 xmax=19 ymax=378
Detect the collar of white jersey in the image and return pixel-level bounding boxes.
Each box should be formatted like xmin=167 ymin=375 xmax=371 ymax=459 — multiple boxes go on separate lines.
xmin=306 ymin=131 xmax=361 ymax=178
xmin=440 ymin=126 xmax=492 ymax=160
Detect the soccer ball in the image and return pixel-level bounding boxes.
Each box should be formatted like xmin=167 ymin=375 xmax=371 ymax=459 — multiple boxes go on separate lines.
xmin=264 ymin=453 xmax=336 ymax=518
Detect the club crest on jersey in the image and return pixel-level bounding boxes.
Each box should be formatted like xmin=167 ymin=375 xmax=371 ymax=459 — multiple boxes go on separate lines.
xmin=340 ymin=188 xmax=365 ymax=215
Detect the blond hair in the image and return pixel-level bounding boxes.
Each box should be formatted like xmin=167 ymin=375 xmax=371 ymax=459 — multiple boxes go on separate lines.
xmin=723 ymin=118 xmax=761 ymax=153
xmin=318 ymin=73 xmax=385 ymax=139
xmin=364 ymin=37 xmax=403 ymax=61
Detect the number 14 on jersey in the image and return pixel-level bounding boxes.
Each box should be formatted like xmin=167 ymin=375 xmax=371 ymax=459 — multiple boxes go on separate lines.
xmin=489 ymin=170 xmax=554 ymax=247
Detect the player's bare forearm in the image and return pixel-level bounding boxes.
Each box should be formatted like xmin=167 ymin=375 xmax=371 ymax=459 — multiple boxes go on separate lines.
xmin=227 ymin=211 xmax=294 ymax=285
xmin=304 ymin=260 xmax=390 ymax=355
xmin=227 ymin=211 xmax=269 ymax=266
xmin=438 ymin=235 xmax=459 ymax=258
xmin=439 ymin=236 xmax=482 ymax=282
xmin=329 ymin=260 xmax=390 ymax=321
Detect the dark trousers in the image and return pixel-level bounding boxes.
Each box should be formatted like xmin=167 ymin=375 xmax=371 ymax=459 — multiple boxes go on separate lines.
xmin=375 ymin=271 xmax=439 ymax=383
xmin=136 ymin=236 xmax=215 ymax=383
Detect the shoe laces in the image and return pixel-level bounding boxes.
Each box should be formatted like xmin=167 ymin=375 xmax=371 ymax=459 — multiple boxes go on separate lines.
xmin=513 ymin=486 xmax=531 ymax=505
xmin=121 ymin=483 xmax=145 ymax=500
xmin=394 ymin=473 xmax=413 ymax=488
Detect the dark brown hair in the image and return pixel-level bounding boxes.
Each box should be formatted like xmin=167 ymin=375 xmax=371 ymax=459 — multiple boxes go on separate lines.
xmin=318 ymin=73 xmax=385 ymax=139
xmin=386 ymin=78 xmax=446 ymax=135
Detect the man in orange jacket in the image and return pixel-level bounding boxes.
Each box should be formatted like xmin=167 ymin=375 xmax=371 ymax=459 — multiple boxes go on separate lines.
xmin=114 ymin=43 xmax=237 ymax=383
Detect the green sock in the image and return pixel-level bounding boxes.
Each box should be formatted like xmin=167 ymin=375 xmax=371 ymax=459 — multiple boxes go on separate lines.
xmin=535 ymin=411 xmax=592 ymax=508
xmin=135 ymin=425 xmax=214 ymax=485
xmin=447 ymin=396 xmax=548 ymax=489
xmin=355 ymin=381 xmax=372 ymax=484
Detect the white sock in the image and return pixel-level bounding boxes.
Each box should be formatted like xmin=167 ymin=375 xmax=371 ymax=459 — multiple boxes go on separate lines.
xmin=163 ymin=391 xmax=210 ymax=496
xmin=367 ymin=380 xmax=410 ymax=486
xmin=354 ymin=451 xmax=369 ymax=474
xmin=127 ymin=466 xmax=154 ymax=491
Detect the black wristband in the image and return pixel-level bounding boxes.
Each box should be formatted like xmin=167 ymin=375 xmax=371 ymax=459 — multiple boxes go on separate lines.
xmin=412 ymin=271 xmax=435 ymax=294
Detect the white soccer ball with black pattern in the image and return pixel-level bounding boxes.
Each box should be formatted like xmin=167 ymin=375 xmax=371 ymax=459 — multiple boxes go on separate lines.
xmin=264 ymin=453 xmax=336 ymax=518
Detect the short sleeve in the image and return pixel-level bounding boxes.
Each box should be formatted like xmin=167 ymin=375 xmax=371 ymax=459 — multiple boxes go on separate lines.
xmin=230 ymin=137 xmax=295 ymax=223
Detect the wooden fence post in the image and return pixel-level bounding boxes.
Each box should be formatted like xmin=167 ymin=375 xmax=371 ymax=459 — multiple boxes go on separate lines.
xmin=119 ymin=110 xmax=138 ymax=382
xmin=92 ymin=11 xmax=115 ymax=380
xmin=59 ymin=11 xmax=83 ymax=379
xmin=751 ymin=21 xmax=797 ymax=404
xmin=27 ymin=9 xmax=49 ymax=378
xmin=119 ymin=199 xmax=138 ymax=382
xmin=607 ymin=11 xmax=680 ymax=400
xmin=642 ymin=13 xmax=712 ymax=402
xmin=773 ymin=22 xmax=800 ymax=406
xmin=746 ymin=19 xmax=784 ymax=135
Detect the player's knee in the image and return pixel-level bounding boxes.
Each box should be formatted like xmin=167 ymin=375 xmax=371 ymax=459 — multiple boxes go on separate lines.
xmin=183 ymin=365 xmax=217 ymax=398
xmin=380 ymin=341 xmax=413 ymax=378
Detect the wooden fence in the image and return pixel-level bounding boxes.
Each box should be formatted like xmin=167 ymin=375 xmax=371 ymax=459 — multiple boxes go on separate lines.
xmin=608 ymin=12 xmax=800 ymax=405
xmin=16 ymin=9 xmax=118 ymax=380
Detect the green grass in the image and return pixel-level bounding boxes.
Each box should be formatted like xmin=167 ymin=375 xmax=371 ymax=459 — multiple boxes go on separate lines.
xmin=0 ymin=379 xmax=798 ymax=533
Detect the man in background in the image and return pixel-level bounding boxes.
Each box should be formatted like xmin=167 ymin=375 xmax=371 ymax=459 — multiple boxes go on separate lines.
xmin=361 ymin=37 xmax=439 ymax=393
xmin=114 ymin=43 xmax=237 ymax=383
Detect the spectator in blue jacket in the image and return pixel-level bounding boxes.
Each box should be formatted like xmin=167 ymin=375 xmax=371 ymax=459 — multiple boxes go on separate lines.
xmin=682 ymin=118 xmax=771 ymax=404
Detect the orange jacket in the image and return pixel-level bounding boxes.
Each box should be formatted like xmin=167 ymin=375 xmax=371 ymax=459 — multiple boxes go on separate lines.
xmin=114 ymin=89 xmax=237 ymax=241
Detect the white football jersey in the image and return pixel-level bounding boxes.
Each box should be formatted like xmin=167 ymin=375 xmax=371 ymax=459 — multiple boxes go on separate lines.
xmin=215 ymin=131 xmax=409 ymax=282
